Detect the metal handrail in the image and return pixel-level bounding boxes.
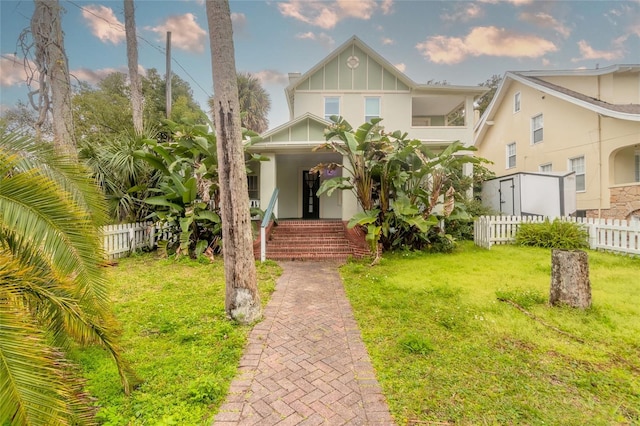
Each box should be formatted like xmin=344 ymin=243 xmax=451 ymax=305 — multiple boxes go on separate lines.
xmin=260 ymin=188 xmax=279 ymax=262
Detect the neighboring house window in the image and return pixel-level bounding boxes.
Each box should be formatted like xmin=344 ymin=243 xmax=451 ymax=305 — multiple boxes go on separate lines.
xmin=569 ymin=156 xmax=585 ymax=191
xmin=247 ymin=175 xmax=259 ymax=202
xmin=506 ymin=142 xmax=516 ymax=168
xmin=514 ymin=92 xmax=521 ymax=113
xmin=635 ymin=150 xmax=640 ymax=182
xmin=531 ymin=114 xmax=543 ymax=144
xmin=539 ymin=163 xmax=552 ymax=173
xmin=324 ymin=97 xmax=340 ymax=121
xmin=365 ymin=97 xmax=380 ymax=122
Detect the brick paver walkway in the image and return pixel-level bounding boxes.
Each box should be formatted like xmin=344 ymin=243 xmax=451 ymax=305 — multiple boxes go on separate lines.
xmin=213 ymin=261 xmax=395 ymax=425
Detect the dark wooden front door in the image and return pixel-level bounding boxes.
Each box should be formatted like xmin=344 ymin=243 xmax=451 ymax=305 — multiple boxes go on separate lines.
xmin=302 ymin=171 xmax=320 ymax=219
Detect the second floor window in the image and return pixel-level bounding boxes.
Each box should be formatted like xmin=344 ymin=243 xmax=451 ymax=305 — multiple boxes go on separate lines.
xmin=324 ymin=97 xmax=340 ymax=121
xmin=531 ymin=114 xmax=543 ymax=144
xmin=365 ymin=97 xmax=380 ymax=122
xmin=506 ymin=142 xmax=516 ymax=168
xmin=514 ymin=92 xmax=521 ymax=113
xmin=569 ymin=156 xmax=585 ymax=191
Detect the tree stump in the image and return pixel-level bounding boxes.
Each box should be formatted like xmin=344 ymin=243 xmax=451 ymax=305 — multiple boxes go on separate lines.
xmin=550 ymin=249 xmax=591 ymax=308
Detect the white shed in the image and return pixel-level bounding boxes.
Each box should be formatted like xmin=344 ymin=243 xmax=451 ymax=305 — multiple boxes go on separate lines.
xmin=482 ymin=171 xmax=577 ymax=217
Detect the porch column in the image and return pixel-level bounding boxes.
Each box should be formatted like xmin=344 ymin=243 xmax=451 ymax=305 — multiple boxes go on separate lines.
xmin=463 ymin=162 xmax=474 ymax=200
xmin=260 ymin=152 xmax=278 ymax=217
xmin=341 ymin=154 xmax=359 ymax=220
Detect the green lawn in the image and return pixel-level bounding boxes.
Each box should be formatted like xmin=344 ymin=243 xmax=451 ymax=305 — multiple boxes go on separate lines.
xmin=340 ymin=242 xmax=640 ymax=425
xmin=71 ymin=254 xmax=281 ymax=425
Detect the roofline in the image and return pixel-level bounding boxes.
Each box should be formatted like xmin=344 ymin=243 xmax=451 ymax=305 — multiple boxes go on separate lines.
xmin=474 ymin=68 xmax=640 ymax=147
xmin=507 ymin=72 xmax=640 ymax=121
xmin=285 ymin=36 xmax=417 ymax=96
xmin=259 ymin=112 xmax=330 ymax=139
xmin=514 ymin=64 xmax=640 ymax=78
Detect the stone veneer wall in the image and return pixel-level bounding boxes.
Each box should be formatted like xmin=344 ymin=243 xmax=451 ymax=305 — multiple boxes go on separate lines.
xmin=586 ymin=184 xmax=640 ymax=220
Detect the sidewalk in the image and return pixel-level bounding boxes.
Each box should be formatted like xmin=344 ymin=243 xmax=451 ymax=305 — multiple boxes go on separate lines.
xmin=213 ymin=261 xmax=395 ymax=425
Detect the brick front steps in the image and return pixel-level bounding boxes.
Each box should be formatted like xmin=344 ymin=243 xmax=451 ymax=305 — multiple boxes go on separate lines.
xmin=257 ymin=219 xmax=356 ymax=261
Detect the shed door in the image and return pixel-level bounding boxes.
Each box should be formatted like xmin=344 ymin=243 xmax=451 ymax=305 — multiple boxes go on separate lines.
xmin=499 ymin=179 xmax=515 ymax=215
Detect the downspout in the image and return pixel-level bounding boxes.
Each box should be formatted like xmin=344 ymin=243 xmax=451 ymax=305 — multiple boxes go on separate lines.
xmin=597 ymin=74 xmax=602 ymax=218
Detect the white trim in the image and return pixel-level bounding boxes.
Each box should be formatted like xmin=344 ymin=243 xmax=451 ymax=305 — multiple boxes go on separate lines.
xmin=513 ymin=91 xmax=521 ymax=113
xmin=568 ymin=155 xmax=586 ymax=192
xmin=531 ymin=113 xmax=543 ymax=144
xmin=506 ymin=142 xmax=516 ymax=169
xmin=539 ymin=162 xmax=552 ymax=172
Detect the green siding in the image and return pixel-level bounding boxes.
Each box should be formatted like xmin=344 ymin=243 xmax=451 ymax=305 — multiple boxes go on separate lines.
xmin=271 ymin=129 xmax=290 ymax=142
xmin=297 ymin=77 xmax=310 ymax=91
xmin=382 ymin=69 xmax=396 ymax=90
xmin=309 ymin=69 xmax=324 ymax=90
xmin=309 ymin=121 xmax=326 ymax=140
xmin=339 ymin=50 xmax=352 ymax=90
xmin=397 ymin=79 xmax=409 ymax=91
xmin=324 ymin=57 xmax=339 ymax=90
xmin=368 ymin=60 xmax=382 ymax=90
xmin=291 ymin=120 xmax=308 ymax=141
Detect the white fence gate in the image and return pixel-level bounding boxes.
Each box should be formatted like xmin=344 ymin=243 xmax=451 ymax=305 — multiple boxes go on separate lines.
xmin=474 ymin=215 xmax=640 ymax=256
xmin=101 ymin=222 xmax=166 ymax=260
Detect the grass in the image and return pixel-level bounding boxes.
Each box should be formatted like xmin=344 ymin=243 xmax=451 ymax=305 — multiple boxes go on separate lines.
xmin=70 ymin=253 xmax=281 ymax=425
xmin=340 ymin=242 xmax=640 ymax=425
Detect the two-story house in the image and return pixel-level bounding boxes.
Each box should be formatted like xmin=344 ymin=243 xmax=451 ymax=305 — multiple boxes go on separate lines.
xmin=247 ymin=36 xmax=487 ymax=222
xmin=474 ymin=65 xmax=640 ymax=221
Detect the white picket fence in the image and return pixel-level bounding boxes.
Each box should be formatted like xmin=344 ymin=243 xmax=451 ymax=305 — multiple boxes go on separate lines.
xmin=101 ymin=222 xmax=172 ymax=260
xmin=474 ymin=215 xmax=640 ymax=256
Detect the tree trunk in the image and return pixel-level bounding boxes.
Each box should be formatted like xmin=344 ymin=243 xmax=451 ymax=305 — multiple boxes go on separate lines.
xmin=550 ymin=249 xmax=591 ymax=308
xmin=32 ymin=0 xmax=76 ymax=158
xmin=124 ymin=0 xmax=143 ymax=135
xmin=206 ymin=0 xmax=261 ymax=324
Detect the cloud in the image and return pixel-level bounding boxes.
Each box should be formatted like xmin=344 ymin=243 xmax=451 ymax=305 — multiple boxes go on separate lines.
xmin=253 ymin=69 xmax=289 ymax=86
xmin=572 ymin=40 xmax=625 ymax=62
xmin=71 ymin=65 xmax=146 ymax=86
xmin=381 ymin=37 xmax=394 ymax=45
xmin=519 ymin=12 xmax=571 ymax=38
xmin=0 ymin=54 xmax=32 ymax=87
xmin=394 ymin=63 xmax=406 ymax=73
xmin=380 ymin=0 xmax=394 ymax=15
xmin=416 ymin=26 xmax=557 ymax=65
xmin=278 ymin=0 xmax=388 ymax=29
xmin=479 ymin=0 xmax=534 ymax=4
xmin=231 ymin=12 xmax=247 ymax=34
xmin=82 ymin=5 xmax=125 ymax=44
xmin=441 ymin=3 xmax=484 ymax=22
xmin=146 ymin=13 xmax=207 ymax=53
xmin=295 ymin=32 xmax=335 ymax=50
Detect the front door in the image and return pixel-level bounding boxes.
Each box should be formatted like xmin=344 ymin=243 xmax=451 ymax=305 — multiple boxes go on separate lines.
xmin=302 ymin=171 xmax=320 ymax=219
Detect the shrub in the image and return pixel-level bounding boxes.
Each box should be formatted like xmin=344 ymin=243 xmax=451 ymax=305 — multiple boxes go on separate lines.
xmin=515 ymin=219 xmax=589 ymax=249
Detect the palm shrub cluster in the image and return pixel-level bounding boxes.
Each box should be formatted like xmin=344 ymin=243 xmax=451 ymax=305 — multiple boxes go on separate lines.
xmin=0 ymin=128 xmax=137 ymax=425
xmin=515 ymin=218 xmax=589 ymax=249
xmin=312 ymin=117 xmax=481 ymax=257
xmin=134 ymin=119 xmax=266 ymax=258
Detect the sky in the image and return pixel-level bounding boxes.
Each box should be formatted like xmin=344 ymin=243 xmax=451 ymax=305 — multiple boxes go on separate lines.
xmin=1 ymin=0 xmax=640 ymax=129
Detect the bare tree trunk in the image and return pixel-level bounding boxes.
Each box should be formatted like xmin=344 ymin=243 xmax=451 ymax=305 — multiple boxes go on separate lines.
xmin=124 ymin=0 xmax=143 ymax=135
xmin=32 ymin=0 xmax=76 ymax=158
xmin=550 ymin=249 xmax=592 ymax=309
xmin=206 ymin=0 xmax=261 ymax=324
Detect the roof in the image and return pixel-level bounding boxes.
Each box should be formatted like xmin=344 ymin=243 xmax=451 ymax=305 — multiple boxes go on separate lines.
xmin=285 ymin=36 xmax=487 ymax=115
xmin=474 ymin=65 xmax=640 ymax=146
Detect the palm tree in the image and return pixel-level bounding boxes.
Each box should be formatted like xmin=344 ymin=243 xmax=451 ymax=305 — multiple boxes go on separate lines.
xmin=209 ymin=72 xmax=271 ymax=134
xmin=0 ymin=127 xmax=137 ymax=425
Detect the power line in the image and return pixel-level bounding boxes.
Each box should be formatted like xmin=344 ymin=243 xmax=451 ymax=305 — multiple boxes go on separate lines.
xmin=63 ymin=0 xmax=213 ymax=101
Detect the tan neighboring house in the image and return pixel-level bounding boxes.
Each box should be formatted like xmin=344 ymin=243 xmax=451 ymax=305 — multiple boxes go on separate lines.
xmin=247 ymin=36 xmax=487 ymax=221
xmin=474 ymin=65 xmax=640 ymax=221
